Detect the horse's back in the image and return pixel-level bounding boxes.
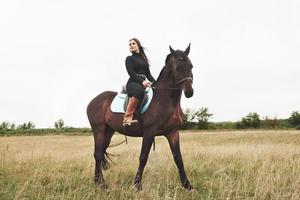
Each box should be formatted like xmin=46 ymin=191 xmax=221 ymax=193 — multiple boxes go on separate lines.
xmin=86 ymin=91 xmax=117 ymax=125
xmin=87 ymin=91 xmax=117 ymax=108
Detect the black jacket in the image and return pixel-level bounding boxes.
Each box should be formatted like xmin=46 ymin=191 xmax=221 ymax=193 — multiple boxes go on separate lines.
xmin=125 ymin=53 xmax=156 ymax=84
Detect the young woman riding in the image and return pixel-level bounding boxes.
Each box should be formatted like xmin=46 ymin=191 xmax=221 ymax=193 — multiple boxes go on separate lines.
xmin=123 ymin=38 xmax=156 ymax=126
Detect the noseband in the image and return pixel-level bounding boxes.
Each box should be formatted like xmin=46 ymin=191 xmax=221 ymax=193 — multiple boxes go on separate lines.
xmin=177 ymin=77 xmax=193 ymax=85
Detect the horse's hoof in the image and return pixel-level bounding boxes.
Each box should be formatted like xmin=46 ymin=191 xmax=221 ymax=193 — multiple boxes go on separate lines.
xmin=133 ymin=182 xmax=142 ymax=191
xmin=183 ymin=183 xmax=194 ymax=191
xmin=99 ymin=183 xmax=108 ymax=189
xmin=95 ymin=179 xmax=108 ymax=189
xmin=96 ymin=182 xmax=108 ymax=189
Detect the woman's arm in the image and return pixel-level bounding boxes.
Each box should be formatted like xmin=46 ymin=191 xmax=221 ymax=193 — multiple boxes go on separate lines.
xmin=145 ymin=66 xmax=156 ymax=83
xmin=125 ymin=56 xmax=144 ymax=84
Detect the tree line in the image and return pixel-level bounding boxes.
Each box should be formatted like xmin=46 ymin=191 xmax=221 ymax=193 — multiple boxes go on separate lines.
xmin=0 ymin=118 xmax=72 ymax=131
xmin=181 ymin=108 xmax=300 ymax=130
xmin=0 ymin=119 xmax=91 ymax=136
xmin=1 ymin=110 xmax=300 ymax=135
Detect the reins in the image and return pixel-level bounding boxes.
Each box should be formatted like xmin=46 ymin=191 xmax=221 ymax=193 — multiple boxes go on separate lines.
xmin=109 ymin=136 xmax=128 ymax=148
xmin=109 ymin=135 xmax=156 ymax=151
xmin=151 ymin=76 xmax=192 ymax=90
xmin=151 ymin=86 xmax=179 ymax=90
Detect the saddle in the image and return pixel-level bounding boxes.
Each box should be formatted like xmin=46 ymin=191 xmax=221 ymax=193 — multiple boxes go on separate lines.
xmin=110 ymin=86 xmax=153 ymax=114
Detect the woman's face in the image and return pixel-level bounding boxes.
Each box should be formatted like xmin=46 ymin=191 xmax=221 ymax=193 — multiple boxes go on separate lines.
xmin=129 ymin=40 xmax=139 ymax=53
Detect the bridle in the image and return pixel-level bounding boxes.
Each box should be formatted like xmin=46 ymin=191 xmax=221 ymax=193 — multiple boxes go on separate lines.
xmin=151 ymin=76 xmax=193 ymax=90
xmin=151 ymin=54 xmax=193 ymax=90
xmin=177 ymin=77 xmax=193 ymax=85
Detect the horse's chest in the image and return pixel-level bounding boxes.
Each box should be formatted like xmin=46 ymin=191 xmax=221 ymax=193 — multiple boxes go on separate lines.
xmin=163 ymin=112 xmax=183 ymax=129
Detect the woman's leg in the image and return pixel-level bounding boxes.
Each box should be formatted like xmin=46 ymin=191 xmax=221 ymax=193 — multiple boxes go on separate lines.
xmin=126 ymin=82 xmax=144 ymax=101
xmin=123 ymin=82 xmax=144 ymax=126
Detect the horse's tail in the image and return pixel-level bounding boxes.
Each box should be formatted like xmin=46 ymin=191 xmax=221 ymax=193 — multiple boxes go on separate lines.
xmin=102 ymin=151 xmax=114 ymax=170
xmin=87 ymin=91 xmax=117 ymax=170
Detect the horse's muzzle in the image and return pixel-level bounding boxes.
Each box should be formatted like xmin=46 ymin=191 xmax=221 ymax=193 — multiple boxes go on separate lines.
xmin=184 ymin=89 xmax=194 ymax=98
xmin=179 ymin=76 xmax=193 ymax=98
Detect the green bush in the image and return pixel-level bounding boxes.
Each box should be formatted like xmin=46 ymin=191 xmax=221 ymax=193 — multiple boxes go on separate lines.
xmin=236 ymin=112 xmax=261 ymax=129
xmin=277 ymin=119 xmax=291 ymax=128
xmin=209 ymin=122 xmax=236 ymax=130
xmin=181 ymin=108 xmax=194 ymax=129
xmin=191 ymin=107 xmax=213 ymax=130
xmin=260 ymin=117 xmax=281 ymax=129
xmin=0 ymin=121 xmax=16 ymax=131
xmin=54 ymin=119 xmax=65 ymax=129
xmin=17 ymin=121 xmax=35 ymax=130
xmin=0 ymin=121 xmax=10 ymax=130
xmin=181 ymin=108 xmax=213 ymax=130
xmin=288 ymin=111 xmax=300 ymax=127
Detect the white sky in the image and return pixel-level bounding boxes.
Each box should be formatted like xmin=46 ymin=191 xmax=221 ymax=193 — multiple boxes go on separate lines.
xmin=0 ymin=0 xmax=299 ymax=128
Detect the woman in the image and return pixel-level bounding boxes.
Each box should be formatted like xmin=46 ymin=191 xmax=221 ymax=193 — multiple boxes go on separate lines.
xmin=123 ymin=38 xmax=156 ymax=126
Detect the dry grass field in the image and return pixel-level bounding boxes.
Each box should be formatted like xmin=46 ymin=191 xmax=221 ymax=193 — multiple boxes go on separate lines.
xmin=1 ymin=130 xmax=300 ymax=200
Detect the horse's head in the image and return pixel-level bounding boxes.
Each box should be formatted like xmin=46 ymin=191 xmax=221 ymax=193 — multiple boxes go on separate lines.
xmin=168 ymin=44 xmax=194 ymax=98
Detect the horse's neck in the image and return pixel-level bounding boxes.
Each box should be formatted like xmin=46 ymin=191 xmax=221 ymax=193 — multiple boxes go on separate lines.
xmin=155 ymin=67 xmax=182 ymax=106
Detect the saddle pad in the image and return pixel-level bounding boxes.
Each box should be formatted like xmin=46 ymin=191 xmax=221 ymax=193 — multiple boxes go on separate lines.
xmin=110 ymin=88 xmax=153 ymax=114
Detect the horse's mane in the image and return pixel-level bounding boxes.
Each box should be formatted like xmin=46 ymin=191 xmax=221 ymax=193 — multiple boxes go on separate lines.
xmin=165 ymin=53 xmax=172 ymax=65
xmin=151 ymin=67 xmax=164 ymax=87
xmin=152 ymin=53 xmax=172 ymax=86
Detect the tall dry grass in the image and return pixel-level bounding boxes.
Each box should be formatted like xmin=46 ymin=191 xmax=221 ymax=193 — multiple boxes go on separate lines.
xmin=0 ymin=130 xmax=300 ymax=199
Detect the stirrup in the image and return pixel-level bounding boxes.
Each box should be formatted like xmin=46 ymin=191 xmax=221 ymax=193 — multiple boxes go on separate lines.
xmin=123 ymin=118 xmax=138 ymax=126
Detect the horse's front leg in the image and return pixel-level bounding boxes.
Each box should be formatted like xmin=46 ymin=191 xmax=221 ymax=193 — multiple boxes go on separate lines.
xmin=165 ymin=129 xmax=193 ymax=190
xmin=133 ymin=129 xmax=155 ymax=190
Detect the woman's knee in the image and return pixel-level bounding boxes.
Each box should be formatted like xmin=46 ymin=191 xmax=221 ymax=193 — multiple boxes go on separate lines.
xmin=126 ymin=83 xmax=144 ymax=100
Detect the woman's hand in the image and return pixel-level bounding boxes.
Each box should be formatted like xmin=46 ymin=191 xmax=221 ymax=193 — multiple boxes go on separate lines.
xmin=142 ymin=80 xmax=151 ymax=88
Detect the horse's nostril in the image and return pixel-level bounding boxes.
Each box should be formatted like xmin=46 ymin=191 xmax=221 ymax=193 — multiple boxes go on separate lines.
xmin=184 ymin=90 xmax=194 ymax=98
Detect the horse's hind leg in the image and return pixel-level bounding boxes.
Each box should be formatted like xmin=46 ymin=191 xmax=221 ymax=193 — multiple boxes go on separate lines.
xmin=165 ymin=130 xmax=193 ymax=190
xmin=93 ymin=124 xmax=114 ymax=187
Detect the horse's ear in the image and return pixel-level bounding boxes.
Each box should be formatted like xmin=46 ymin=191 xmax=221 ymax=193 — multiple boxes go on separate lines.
xmin=169 ymin=45 xmax=175 ymax=55
xmin=184 ymin=43 xmax=191 ymax=56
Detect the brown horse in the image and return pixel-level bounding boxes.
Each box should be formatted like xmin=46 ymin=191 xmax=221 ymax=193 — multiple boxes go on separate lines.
xmin=86 ymin=44 xmax=194 ymax=190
